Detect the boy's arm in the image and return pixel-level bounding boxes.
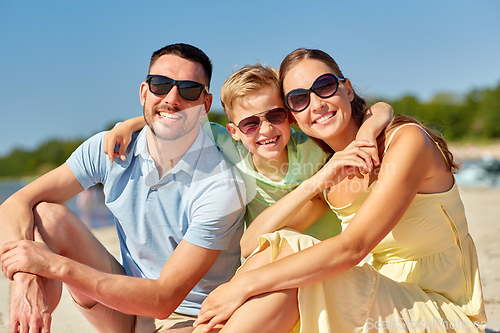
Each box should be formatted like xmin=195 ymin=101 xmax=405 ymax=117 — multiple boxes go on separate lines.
xmin=103 ymin=116 xmax=146 ymax=162
xmin=356 ymin=102 xmax=394 ymax=166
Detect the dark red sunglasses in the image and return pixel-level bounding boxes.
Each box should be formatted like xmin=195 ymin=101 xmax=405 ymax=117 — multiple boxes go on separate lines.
xmin=232 ymin=108 xmax=288 ymax=135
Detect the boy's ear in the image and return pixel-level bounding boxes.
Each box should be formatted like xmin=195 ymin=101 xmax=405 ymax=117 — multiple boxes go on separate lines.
xmin=226 ymin=122 xmax=241 ymax=141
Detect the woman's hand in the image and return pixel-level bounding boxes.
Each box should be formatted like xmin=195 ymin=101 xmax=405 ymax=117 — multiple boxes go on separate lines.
xmin=193 ymin=278 xmax=248 ymax=332
xmin=1 ymin=227 xmax=59 ymax=280
xmin=103 ymin=117 xmax=145 ymax=163
xmin=311 ymin=140 xmax=375 ymax=192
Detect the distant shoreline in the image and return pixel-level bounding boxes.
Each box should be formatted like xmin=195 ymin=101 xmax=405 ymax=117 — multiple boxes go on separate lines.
xmin=449 ymin=142 xmax=500 ymax=161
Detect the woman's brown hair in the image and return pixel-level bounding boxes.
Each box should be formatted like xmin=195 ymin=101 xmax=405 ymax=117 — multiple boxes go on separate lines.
xmin=385 ymin=114 xmax=461 ymax=173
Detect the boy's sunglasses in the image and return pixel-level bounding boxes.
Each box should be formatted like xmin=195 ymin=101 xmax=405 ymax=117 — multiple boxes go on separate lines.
xmin=232 ymin=108 xmax=288 ymax=135
xmin=146 ymin=75 xmax=209 ymax=101
xmin=285 ymin=73 xmax=346 ymax=112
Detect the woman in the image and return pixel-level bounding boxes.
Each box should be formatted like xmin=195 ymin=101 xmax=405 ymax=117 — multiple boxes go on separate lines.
xmin=193 ymin=49 xmax=486 ymax=333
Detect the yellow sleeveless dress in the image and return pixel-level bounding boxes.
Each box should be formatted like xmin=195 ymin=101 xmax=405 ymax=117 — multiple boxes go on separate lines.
xmin=250 ymin=124 xmax=486 ymax=332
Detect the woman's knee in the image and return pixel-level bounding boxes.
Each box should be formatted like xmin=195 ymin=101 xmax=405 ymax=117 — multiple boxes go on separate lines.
xmin=238 ymin=245 xmax=272 ymax=274
xmin=275 ymin=243 xmax=295 ymax=261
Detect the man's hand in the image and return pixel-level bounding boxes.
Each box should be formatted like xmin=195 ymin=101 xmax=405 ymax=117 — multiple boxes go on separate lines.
xmin=9 ymin=274 xmax=52 ymax=333
xmin=1 ymin=227 xmax=57 ymax=280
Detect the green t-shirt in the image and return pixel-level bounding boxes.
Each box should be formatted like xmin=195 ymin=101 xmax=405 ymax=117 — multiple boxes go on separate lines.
xmin=202 ymin=122 xmax=341 ymax=241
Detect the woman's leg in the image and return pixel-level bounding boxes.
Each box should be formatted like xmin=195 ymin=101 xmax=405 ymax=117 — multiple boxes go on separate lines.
xmin=218 ymin=243 xmax=299 ymax=333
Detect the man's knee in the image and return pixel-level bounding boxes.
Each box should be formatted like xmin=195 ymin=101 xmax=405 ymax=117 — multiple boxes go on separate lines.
xmin=33 ymin=202 xmax=76 ymax=252
xmin=33 ymin=202 xmax=70 ymax=227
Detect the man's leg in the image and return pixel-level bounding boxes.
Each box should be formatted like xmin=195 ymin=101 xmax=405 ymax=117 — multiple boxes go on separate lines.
xmin=32 ymin=202 xmax=134 ymax=332
xmin=32 ymin=202 xmax=115 ymax=307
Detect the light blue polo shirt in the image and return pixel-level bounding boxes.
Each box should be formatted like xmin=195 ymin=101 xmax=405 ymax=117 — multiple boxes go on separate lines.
xmin=66 ymin=125 xmax=246 ymax=315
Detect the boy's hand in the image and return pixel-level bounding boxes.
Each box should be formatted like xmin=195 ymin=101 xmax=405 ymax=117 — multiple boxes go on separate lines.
xmin=103 ymin=125 xmax=132 ymax=163
xmin=356 ymin=101 xmax=394 ymax=167
xmin=355 ymin=129 xmax=380 ymax=167
xmin=103 ymin=116 xmax=146 ymax=163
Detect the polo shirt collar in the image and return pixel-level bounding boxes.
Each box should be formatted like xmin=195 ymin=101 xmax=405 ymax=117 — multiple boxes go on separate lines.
xmin=134 ymin=124 xmax=206 ymax=179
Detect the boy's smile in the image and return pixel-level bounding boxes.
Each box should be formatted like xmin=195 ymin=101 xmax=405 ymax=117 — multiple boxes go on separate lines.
xmin=256 ymin=135 xmax=279 ymax=146
xmin=226 ymin=86 xmax=291 ymax=177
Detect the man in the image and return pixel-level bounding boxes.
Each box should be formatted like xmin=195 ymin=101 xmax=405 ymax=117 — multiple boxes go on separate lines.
xmin=0 ymin=43 xmax=246 ymax=333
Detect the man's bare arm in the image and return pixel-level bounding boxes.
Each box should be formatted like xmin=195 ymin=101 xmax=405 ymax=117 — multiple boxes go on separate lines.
xmin=1 ymin=237 xmax=220 ymax=319
xmin=0 ymin=163 xmax=84 ymax=246
xmin=0 ymin=163 xmax=84 ymax=333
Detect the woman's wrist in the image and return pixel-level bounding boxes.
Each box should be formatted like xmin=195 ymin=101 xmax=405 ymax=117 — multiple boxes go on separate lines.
xmin=235 ymin=270 xmax=262 ymax=301
xmin=298 ymin=173 xmax=324 ymax=196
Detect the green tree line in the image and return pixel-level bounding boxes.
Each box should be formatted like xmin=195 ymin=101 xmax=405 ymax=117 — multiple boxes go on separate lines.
xmin=1 ymin=81 xmax=499 ymax=179
xmin=0 ymin=139 xmax=84 ymax=179
xmin=384 ymin=81 xmax=500 ymax=141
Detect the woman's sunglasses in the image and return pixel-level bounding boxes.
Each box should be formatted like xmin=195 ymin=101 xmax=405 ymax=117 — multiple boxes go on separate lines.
xmin=146 ymin=75 xmax=209 ymax=101
xmin=232 ymin=108 xmax=288 ymax=135
xmin=285 ymin=73 xmax=346 ymax=112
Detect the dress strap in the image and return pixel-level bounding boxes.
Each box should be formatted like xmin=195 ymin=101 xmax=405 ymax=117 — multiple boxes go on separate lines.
xmin=322 ymin=188 xmax=335 ymax=209
xmin=383 ymin=123 xmax=448 ymax=162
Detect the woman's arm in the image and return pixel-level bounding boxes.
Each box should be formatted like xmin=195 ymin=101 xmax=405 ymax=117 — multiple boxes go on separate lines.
xmin=240 ymin=140 xmax=375 ymax=257
xmin=197 ymin=126 xmax=441 ymax=330
xmin=103 ymin=116 xmax=145 ymax=162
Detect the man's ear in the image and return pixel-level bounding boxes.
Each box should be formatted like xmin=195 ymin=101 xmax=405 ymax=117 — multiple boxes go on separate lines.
xmin=343 ymin=78 xmax=355 ymax=102
xmin=139 ymin=81 xmax=148 ymax=107
xmin=200 ymin=93 xmax=213 ymax=118
xmin=226 ymin=122 xmax=241 ymax=141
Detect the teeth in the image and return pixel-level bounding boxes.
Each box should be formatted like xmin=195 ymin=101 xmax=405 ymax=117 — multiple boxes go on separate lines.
xmin=316 ymin=112 xmax=334 ymax=123
xmin=159 ymin=112 xmax=180 ymax=119
xmin=259 ymin=137 xmax=278 ymax=145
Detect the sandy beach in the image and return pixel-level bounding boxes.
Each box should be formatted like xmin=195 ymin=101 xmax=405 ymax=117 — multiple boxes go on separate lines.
xmin=1 ymin=184 xmax=499 ymax=332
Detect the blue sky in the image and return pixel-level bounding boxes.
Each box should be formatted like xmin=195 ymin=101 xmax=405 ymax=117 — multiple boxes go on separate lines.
xmin=1 ymin=0 xmax=499 ymax=156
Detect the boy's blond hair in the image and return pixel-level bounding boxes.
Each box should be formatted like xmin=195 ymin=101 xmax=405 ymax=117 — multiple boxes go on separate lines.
xmin=220 ymin=64 xmax=279 ymax=120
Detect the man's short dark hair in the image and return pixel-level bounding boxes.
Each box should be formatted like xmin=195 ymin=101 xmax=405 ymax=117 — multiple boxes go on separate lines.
xmin=149 ymin=43 xmax=213 ymax=87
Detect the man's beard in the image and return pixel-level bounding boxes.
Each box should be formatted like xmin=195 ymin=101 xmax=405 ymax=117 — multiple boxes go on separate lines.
xmin=143 ymin=102 xmax=202 ymax=142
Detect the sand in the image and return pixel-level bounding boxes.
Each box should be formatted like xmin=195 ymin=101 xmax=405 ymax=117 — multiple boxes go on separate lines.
xmin=1 ymin=185 xmax=499 ymax=332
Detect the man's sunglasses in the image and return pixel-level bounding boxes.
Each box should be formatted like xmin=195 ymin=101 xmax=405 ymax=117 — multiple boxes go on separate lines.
xmin=232 ymin=108 xmax=288 ymax=135
xmin=285 ymin=73 xmax=346 ymax=112
xmin=146 ymin=75 xmax=209 ymax=101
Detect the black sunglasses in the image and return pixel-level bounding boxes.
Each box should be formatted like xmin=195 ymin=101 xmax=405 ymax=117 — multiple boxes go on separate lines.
xmin=285 ymin=73 xmax=346 ymax=112
xmin=232 ymin=108 xmax=288 ymax=135
xmin=146 ymin=75 xmax=209 ymax=101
